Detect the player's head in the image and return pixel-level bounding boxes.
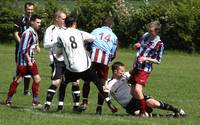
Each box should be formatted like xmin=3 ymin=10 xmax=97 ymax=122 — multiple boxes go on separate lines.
xmin=111 ymin=61 xmax=125 ymax=79
xmin=24 ymin=2 xmax=34 ymax=17
xmin=53 ymin=10 xmax=66 ymax=28
xmin=147 ymin=21 xmax=161 ymax=36
xmin=30 ymin=15 xmax=41 ymax=30
xmin=65 ymin=15 xmax=77 ymax=28
xmin=102 ymin=16 xmax=113 ymax=28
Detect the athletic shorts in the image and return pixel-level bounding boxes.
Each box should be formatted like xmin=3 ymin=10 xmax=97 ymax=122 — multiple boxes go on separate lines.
xmin=51 ymin=61 xmax=66 ymax=80
xmin=128 ymin=69 xmax=150 ymax=86
xmin=125 ymin=95 xmax=153 ymax=115
xmin=17 ymin=63 xmax=38 ymax=77
xmin=91 ymin=62 xmax=109 ymax=81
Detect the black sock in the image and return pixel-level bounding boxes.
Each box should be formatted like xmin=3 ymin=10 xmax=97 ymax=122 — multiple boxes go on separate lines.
xmin=97 ymin=92 xmax=104 ymax=107
xmin=72 ymin=84 xmax=80 ymax=107
xmin=59 ymin=83 xmax=67 ymax=103
xmin=159 ymin=101 xmax=179 ymax=113
xmin=46 ymin=85 xmax=57 ymax=104
xmin=24 ymin=76 xmax=31 ymax=93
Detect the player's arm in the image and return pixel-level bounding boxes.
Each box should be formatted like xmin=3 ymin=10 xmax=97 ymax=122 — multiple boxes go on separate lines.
xmin=80 ymin=31 xmax=95 ymax=43
xmin=138 ymin=42 xmax=164 ymax=64
xmin=22 ymin=32 xmax=33 ymax=66
xmin=13 ymin=18 xmax=21 ymax=43
xmin=111 ymin=39 xmax=118 ymax=61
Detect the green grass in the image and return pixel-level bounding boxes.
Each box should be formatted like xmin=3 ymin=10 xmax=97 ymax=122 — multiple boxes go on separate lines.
xmin=0 ymin=44 xmax=200 ymax=125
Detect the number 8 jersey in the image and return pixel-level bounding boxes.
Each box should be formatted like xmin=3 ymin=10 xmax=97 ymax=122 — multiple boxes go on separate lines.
xmin=57 ymin=27 xmax=95 ymax=72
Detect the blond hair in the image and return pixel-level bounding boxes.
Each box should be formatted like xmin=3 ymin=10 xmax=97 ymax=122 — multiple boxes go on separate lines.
xmin=147 ymin=21 xmax=161 ymax=31
xmin=52 ymin=10 xmax=66 ymax=24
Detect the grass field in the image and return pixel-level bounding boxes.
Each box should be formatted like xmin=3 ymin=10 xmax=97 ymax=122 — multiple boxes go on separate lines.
xmin=0 ymin=44 xmax=200 ymax=125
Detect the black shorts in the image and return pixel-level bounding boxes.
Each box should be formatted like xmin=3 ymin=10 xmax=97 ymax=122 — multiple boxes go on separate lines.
xmin=125 ymin=95 xmax=153 ymax=115
xmin=51 ymin=60 xmax=66 ymax=80
xmin=64 ymin=66 xmax=103 ymax=85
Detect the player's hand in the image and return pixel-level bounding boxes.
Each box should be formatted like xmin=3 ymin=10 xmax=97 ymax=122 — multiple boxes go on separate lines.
xmin=111 ymin=106 xmax=118 ymax=113
xmin=28 ymin=61 xmax=33 ymax=67
xmin=36 ymin=46 xmax=40 ymax=53
xmin=134 ymin=43 xmax=141 ymax=50
xmin=103 ymin=85 xmax=109 ymax=93
xmin=138 ymin=57 xmax=147 ymax=62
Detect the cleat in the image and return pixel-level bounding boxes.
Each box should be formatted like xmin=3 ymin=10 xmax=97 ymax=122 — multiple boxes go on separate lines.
xmin=5 ymin=99 xmax=12 ymax=106
xmin=32 ymin=100 xmax=42 ymax=109
xmin=96 ymin=107 xmax=102 ymax=115
xmin=174 ymin=109 xmax=186 ymax=117
xmin=24 ymin=91 xmax=31 ymax=96
xmin=140 ymin=112 xmax=149 ymax=117
xmin=107 ymin=103 xmax=118 ymax=113
xmin=73 ymin=106 xmax=83 ymax=112
xmin=57 ymin=105 xmax=63 ymax=113
xmin=79 ymin=103 xmax=88 ymax=111
xmin=43 ymin=104 xmax=50 ymax=112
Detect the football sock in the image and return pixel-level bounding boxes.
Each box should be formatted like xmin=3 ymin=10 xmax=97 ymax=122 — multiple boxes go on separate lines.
xmin=159 ymin=101 xmax=179 ymax=113
xmin=8 ymin=80 xmax=18 ymax=97
xmin=58 ymin=83 xmax=67 ymax=103
xmin=46 ymin=85 xmax=57 ymax=105
xmin=82 ymin=81 xmax=90 ymax=100
xmin=32 ymin=81 xmax=39 ymax=97
xmin=97 ymin=92 xmax=104 ymax=106
xmin=139 ymin=99 xmax=146 ymax=113
xmin=24 ymin=75 xmax=31 ymax=93
xmin=72 ymin=83 xmax=80 ymax=107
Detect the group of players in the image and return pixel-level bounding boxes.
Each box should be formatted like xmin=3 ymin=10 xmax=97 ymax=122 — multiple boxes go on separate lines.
xmin=4 ymin=2 xmax=186 ymax=117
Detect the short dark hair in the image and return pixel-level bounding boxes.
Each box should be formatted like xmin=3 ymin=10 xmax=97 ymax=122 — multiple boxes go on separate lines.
xmin=24 ymin=2 xmax=34 ymax=9
xmin=111 ymin=61 xmax=125 ymax=73
xmin=30 ymin=14 xmax=41 ymax=22
xmin=102 ymin=16 xmax=113 ymax=27
xmin=65 ymin=15 xmax=77 ymax=27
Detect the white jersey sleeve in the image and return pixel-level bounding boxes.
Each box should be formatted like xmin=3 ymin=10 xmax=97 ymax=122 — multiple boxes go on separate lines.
xmin=80 ymin=30 xmax=95 ymax=43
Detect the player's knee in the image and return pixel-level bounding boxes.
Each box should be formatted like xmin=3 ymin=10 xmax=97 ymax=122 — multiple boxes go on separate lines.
xmin=34 ymin=75 xmax=41 ymax=83
xmin=72 ymin=80 xmax=80 ymax=86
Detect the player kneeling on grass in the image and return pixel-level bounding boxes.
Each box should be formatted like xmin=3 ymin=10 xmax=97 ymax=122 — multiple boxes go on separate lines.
xmin=103 ymin=61 xmax=186 ymax=117
xmin=44 ymin=16 xmax=117 ymax=113
xmin=5 ymin=15 xmax=42 ymax=108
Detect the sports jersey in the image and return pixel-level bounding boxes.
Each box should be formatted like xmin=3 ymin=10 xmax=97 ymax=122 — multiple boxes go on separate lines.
xmin=134 ymin=32 xmax=164 ymax=73
xmin=43 ymin=25 xmax=65 ymax=63
xmin=90 ymin=26 xmax=117 ymax=65
xmin=17 ymin=27 xmax=38 ymax=66
xmin=57 ymin=28 xmax=95 ymax=72
xmin=106 ymin=72 xmax=132 ymax=107
xmin=14 ymin=14 xmax=31 ymax=37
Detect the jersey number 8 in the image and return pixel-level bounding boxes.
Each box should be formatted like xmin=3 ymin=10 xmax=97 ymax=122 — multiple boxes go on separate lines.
xmin=69 ymin=36 xmax=77 ymax=49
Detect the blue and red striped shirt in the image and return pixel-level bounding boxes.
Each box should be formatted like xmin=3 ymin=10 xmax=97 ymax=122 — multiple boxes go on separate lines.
xmin=134 ymin=32 xmax=164 ymax=73
xmin=90 ymin=26 xmax=118 ymax=65
xmin=17 ymin=27 xmax=38 ymax=66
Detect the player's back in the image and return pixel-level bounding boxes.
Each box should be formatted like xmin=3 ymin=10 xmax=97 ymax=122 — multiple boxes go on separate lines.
xmin=58 ymin=28 xmax=94 ymax=72
xmin=91 ymin=26 xmax=117 ymax=52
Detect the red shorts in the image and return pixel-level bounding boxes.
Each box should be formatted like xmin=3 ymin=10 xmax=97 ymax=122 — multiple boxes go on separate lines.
xmin=129 ymin=69 xmax=150 ymax=86
xmin=92 ymin=62 xmax=109 ymax=81
xmin=17 ymin=63 xmax=39 ymax=77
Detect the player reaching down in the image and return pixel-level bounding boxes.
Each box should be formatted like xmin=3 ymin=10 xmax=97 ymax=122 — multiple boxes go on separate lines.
xmin=104 ymin=61 xmax=186 ymax=117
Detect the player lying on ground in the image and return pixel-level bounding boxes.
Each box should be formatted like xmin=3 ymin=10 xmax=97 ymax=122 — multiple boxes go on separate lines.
xmin=103 ymin=61 xmax=186 ymax=117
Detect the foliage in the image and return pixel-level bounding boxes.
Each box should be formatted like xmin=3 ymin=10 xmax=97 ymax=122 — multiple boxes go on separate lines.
xmin=1 ymin=0 xmax=200 ymax=52
xmin=0 ymin=0 xmax=20 ymax=41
